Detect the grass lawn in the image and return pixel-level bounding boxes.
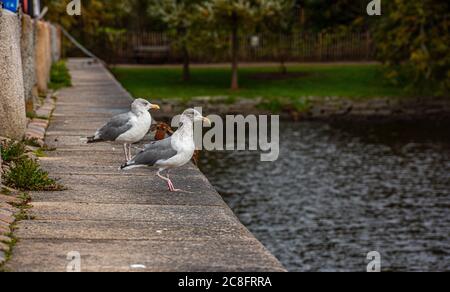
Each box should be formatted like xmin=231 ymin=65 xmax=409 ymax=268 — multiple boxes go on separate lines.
xmin=111 ymin=64 xmax=406 ymax=101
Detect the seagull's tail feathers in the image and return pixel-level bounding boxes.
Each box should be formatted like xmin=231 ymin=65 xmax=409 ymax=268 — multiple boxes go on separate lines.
xmin=86 ymin=136 xmax=102 ymax=144
xmin=119 ymin=161 xmax=144 ymax=171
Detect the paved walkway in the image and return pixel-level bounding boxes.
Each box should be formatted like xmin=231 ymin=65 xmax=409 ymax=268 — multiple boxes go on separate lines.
xmin=6 ymin=58 xmax=285 ymax=272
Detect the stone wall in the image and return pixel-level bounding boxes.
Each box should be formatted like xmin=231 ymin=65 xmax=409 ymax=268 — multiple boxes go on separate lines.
xmin=21 ymin=14 xmax=37 ymax=113
xmin=0 ymin=11 xmax=61 ymax=184
xmin=35 ymin=20 xmax=51 ymax=94
xmin=0 ymin=10 xmax=27 ymax=140
xmin=303 ymin=97 xmax=450 ymax=121
xmin=50 ymin=25 xmax=61 ymax=63
xmin=152 ymin=96 xmax=450 ymax=123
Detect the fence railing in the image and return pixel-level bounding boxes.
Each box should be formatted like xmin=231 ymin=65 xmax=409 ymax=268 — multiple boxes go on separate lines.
xmin=75 ymin=31 xmax=375 ymax=64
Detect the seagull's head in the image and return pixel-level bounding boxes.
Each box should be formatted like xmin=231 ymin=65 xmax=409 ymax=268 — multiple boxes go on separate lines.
xmin=132 ymin=98 xmax=160 ymax=113
xmin=181 ymin=108 xmax=211 ymax=126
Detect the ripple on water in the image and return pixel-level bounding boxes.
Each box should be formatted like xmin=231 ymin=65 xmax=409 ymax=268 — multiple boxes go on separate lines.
xmin=199 ymin=121 xmax=450 ymax=272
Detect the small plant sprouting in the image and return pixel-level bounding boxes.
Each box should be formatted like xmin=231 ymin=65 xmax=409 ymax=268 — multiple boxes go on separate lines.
xmin=49 ymin=60 xmax=72 ymax=90
xmin=23 ymin=138 xmax=42 ymax=148
xmin=0 ymin=141 xmax=26 ymax=162
xmin=4 ymin=158 xmax=65 ymax=192
xmin=33 ymin=148 xmax=47 ymax=158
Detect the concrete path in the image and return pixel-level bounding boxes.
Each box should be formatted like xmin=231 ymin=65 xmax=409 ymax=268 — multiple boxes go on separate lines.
xmin=6 ymin=58 xmax=285 ymax=272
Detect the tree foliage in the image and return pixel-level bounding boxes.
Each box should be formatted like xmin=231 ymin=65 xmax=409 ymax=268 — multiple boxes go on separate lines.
xmin=149 ymin=0 xmax=206 ymax=81
xmin=199 ymin=0 xmax=289 ymax=89
xmin=42 ymin=0 xmax=164 ymax=39
xmin=41 ymin=0 xmax=448 ymax=96
xmin=372 ymin=0 xmax=449 ymax=96
xmin=298 ymin=0 xmax=370 ymax=32
xmin=259 ymin=0 xmax=297 ymax=73
xmin=42 ymin=0 xmax=126 ymax=37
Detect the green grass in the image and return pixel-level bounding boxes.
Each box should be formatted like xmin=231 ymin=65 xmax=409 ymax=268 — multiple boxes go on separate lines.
xmin=4 ymin=158 xmax=64 ymax=192
xmin=0 ymin=141 xmax=26 ymax=163
xmin=1 ymin=141 xmax=64 ymax=192
xmin=111 ymin=64 xmax=407 ymax=101
xmin=49 ymin=60 xmax=72 ymax=90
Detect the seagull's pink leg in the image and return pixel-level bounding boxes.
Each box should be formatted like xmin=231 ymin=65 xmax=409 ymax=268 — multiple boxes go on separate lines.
xmin=157 ymin=170 xmax=173 ymax=191
xmin=166 ymin=172 xmax=175 ymax=191
xmin=167 ymin=170 xmax=192 ymax=193
xmin=127 ymin=144 xmax=133 ymax=160
xmin=166 ymin=171 xmax=175 ymax=191
xmin=166 ymin=180 xmax=174 ymax=191
xmin=157 ymin=170 xmax=192 ymax=193
xmin=123 ymin=144 xmax=129 ymax=161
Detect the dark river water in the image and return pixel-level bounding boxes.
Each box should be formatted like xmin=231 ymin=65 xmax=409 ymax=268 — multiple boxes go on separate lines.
xmin=198 ymin=121 xmax=450 ymax=272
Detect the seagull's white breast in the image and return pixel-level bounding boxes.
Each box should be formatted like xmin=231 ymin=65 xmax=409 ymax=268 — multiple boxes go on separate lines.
xmin=156 ymin=125 xmax=195 ymax=169
xmin=116 ymin=112 xmax=152 ymax=143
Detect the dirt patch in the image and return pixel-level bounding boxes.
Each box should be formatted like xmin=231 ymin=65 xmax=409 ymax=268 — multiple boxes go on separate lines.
xmin=248 ymin=72 xmax=310 ymax=81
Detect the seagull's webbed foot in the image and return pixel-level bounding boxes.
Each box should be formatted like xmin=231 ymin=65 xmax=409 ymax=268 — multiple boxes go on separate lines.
xmin=167 ymin=179 xmax=193 ymax=193
xmin=170 ymin=188 xmax=194 ymax=194
xmin=157 ymin=170 xmax=193 ymax=193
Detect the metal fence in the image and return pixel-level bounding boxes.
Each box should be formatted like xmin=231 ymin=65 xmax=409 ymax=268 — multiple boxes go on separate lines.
xmin=79 ymin=31 xmax=375 ymax=64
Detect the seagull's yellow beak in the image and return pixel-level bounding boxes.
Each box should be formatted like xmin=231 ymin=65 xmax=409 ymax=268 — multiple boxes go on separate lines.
xmin=202 ymin=117 xmax=211 ymax=126
xmin=150 ymin=104 xmax=160 ymax=110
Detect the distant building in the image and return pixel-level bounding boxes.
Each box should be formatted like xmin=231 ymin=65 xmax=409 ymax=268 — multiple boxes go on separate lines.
xmin=3 ymin=0 xmax=19 ymax=13
xmin=15 ymin=0 xmax=41 ymax=17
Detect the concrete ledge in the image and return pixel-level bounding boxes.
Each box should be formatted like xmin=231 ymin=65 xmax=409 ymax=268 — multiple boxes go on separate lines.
xmin=6 ymin=58 xmax=285 ymax=272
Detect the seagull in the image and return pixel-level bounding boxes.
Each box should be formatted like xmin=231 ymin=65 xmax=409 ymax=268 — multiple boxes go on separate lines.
xmin=87 ymin=98 xmax=160 ymax=161
xmin=120 ymin=109 xmax=211 ymax=192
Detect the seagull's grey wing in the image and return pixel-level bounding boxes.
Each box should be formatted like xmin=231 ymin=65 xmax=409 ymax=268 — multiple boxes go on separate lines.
xmin=97 ymin=112 xmax=133 ymax=141
xmin=142 ymin=136 xmax=173 ymax=151
xmin=131 ymin=137 xmax=178 ymax=166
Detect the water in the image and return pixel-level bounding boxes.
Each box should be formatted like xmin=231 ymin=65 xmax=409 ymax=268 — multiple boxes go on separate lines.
xmin=198 ymin=121 xmax=450 ymax=272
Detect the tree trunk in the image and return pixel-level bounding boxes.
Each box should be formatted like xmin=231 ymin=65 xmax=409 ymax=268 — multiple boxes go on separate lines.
xmin=280 ymin=59 xmax=287 ymax=75
xmin=182 ymin=45 xmax=191 ymax=82
xmin=279 ymin=35 xmax=288 ymax=75
xmin=231 ymin=13 xmax=239 ymax=90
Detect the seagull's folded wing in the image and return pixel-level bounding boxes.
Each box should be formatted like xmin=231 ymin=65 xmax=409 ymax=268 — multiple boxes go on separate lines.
xmin=97 ymin=113 xmax=134 ymax=141
xmin=132 ymin=137 xmax=178 ymax=166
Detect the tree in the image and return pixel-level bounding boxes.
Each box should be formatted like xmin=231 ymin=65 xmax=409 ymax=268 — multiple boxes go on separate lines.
xmin=298 ymin=0 xmax=370 ymax=32
xmin=42 ymin=0 xmax=164 ymax=43
xmin=129 ymin=0 xmax=152 ymax=33
xmin=372 ymin=0 xmax=450 ymax=95
xmin=42 ymin=0 xmax=129 ymax=43
xmin=200 ymin=0 xmax=285 ymax=90
xmin=259 ymin=0 xmax=297 ymax=74
xmin=150 ymin=0 xmax=205 ymax=81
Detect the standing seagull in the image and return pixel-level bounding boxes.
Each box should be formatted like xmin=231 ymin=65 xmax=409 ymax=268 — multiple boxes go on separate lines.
xmin=120 ymin=109 xmax=210 ymax=192
xmin=87 ymin=98 xmax=160 ymax=161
